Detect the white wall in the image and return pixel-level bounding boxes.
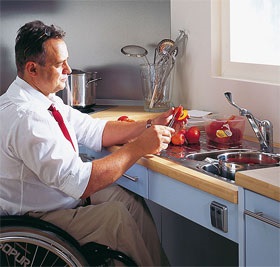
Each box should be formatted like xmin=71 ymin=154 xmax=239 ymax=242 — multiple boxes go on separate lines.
xmin=0 ymin=0 xmax=170 ymax=100
xmin=1 ymin=0 xmax=279 ymax=143
xmin=171 ymin=0 xmax=280 ymax=144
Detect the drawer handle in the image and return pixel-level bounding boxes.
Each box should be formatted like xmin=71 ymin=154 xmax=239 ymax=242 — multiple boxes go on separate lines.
xmin=244 ymin=209 xmax=280 ymax=229
xmin=122 ymin=173 xmax=138 ymax=182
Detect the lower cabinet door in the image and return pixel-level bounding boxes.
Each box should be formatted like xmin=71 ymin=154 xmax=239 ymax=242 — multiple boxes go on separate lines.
xmin=245 ymin=210 xmax=280 ymax=266
xmin=244 ymin=190 xmax=280 ymax=266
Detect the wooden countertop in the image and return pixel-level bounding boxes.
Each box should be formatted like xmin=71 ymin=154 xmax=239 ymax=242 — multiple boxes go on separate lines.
xmin=91 ymin=106 xmax=162 ymax=121
xmin=90 ymin=106 xmax=278 ymax=203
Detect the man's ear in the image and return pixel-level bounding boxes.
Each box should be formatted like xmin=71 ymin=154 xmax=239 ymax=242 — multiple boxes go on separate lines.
xmin=25 ymin=62 xmax=37 ymax=76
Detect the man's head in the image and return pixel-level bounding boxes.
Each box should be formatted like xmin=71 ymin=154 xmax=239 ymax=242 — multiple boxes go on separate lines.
xmin=16 ymin=20 xmax=65 ymax=75
xmin=15 ymin=20 xmax=71 ymax=96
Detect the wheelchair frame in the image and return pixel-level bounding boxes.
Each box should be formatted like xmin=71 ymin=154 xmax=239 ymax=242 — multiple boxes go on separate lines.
xmin=0 ymin=215 xmax=137 ymax=267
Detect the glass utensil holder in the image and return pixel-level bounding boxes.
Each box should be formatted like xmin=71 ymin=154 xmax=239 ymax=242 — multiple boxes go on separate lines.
xmin=140 ymin=63 xmax=173 ymax=112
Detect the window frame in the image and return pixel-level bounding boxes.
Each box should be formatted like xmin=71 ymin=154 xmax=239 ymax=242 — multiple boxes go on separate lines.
xmin=215 ymin=0 xmax=280 ymax=85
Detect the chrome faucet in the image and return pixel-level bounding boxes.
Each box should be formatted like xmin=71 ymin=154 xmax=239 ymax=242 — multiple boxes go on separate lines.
xmin=224 ymin=92 xmax=273 ymax=153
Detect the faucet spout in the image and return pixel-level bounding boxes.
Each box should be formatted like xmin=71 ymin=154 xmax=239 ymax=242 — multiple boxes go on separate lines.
xmin=224 ymin=92 xmax=274 ymax=153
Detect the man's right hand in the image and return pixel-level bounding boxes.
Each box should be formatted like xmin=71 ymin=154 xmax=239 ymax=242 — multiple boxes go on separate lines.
xmin=132 ymin=125 xmax=175 ymax=155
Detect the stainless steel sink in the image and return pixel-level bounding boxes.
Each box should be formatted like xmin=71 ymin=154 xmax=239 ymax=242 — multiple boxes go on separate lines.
xmin=185 ymin=149 xmax=257 ymax=183
xmin=198 ymin=163 xmax=234 ymax=182
xmin=159 ymin=132 xmax=280 ymax=183
xmin=185 ymin=149 xmax=253 ymax=161
xmin=198 ymin=151 xmax=280 ymax=182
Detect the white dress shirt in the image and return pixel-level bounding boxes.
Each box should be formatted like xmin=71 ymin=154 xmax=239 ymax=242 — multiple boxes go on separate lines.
xmin=0 ymin=77 xmax=107 ymax=215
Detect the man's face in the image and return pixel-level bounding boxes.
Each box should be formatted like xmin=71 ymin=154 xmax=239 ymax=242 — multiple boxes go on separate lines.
xmin=32 ymin=38 xmax=71 ymax=96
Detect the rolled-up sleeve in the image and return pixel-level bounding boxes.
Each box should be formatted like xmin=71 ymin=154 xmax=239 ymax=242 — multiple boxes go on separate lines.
xmin=58 ymin=160 xmax=92 ymax=199
xmin=65 ymin=106 xmax=108 ymax=152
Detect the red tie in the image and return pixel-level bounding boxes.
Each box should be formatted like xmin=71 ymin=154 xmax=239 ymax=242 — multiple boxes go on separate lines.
xmin=48 ymin=104 xmax=76 ymax=151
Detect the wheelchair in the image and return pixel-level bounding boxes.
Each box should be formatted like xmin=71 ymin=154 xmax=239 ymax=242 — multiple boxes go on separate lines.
xmin=0 ymin=215 xmax=138 ymax=267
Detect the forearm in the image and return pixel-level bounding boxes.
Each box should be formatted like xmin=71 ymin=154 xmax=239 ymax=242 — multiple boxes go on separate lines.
xmin=81 ymin=109 xmax=174 ymax=198
xmin=81 ymin=140 xmax=145 ymax=198
xmin=102 ymin=120 xmax=148 ymax=147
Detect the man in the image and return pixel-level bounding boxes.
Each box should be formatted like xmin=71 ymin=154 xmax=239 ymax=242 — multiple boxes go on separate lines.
xmin=0 ymin=20 xmax=174 ymax=266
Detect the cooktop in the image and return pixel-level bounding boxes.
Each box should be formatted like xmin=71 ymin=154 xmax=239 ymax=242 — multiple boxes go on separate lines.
xmin=73 ymin=105 xmax=116 ymax=114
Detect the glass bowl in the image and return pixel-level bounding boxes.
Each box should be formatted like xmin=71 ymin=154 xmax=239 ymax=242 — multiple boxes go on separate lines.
xmin=203 ymin=114 xmax=246 ymax=145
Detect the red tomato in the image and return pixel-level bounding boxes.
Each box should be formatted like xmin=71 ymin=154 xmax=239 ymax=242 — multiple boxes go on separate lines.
xmin=171 ymin=131 xmax=186 ymax=146
xmin=205 ymin=121 xmax=230 ymax=143
xmin=180 ymin=128 xmax=188 ymax=136
xmin=185 ymin=126 xmax=201 ymax=144
xmin=118 ymin=115 xmax=128 ymax=121
xmin=117 ymin=116 xmax=135 ymax=122
xmin=229 ymin=128 xmax=242 ymax=144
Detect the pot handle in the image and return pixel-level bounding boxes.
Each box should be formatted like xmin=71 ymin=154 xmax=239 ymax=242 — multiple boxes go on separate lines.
xmin=86 ymin=77 xmax=102 ymax=86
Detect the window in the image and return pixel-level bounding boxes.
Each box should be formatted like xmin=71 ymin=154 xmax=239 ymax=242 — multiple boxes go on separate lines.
xmin=212 ymin=0 xmax=280 ymax=84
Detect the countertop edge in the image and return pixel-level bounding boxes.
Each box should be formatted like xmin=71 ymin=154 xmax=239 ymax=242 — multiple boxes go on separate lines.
xmin=107 ymin=146 xmax=238 ymax=203
xmin=235 ymin=167 xmax=280 ymax=201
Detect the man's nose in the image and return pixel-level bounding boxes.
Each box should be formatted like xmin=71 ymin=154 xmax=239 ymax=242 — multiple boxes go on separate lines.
xmin=63 ymin=61 xmax=72 ymax=74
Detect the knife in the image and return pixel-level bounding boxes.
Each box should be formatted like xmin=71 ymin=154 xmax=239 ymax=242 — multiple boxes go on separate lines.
xmin=168 ymin=108 xmax=180 ymax=128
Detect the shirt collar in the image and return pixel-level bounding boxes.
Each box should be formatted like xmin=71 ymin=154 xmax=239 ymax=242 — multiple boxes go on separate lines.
xmin=14 ymin=76 xmax=54 ymax=110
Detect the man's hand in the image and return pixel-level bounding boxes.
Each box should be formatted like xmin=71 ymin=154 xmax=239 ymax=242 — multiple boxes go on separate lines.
xmin=83 ymin=122 xmax=174 ymax=198
xmin=133 ymin=125 xmax=175 ymax=155
xmin=151 ymin=108 xmax=174 ymax=126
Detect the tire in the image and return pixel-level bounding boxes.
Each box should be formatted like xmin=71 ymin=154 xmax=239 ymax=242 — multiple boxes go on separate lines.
xmin=0 ymin=215 xmax=89 ymax=267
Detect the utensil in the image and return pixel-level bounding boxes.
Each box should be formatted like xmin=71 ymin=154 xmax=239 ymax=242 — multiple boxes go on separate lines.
xmin=121 ymin=45 xmax=150 ymax=65
xmin=168 ymin=107 xmax=180 ymax=128
xmin=158 ymin=39 xmax=178 ymax=56
xmin=148 ymin=62 xmax=169 ymax=109
xmin=149 ymin=52 xmax=175 ymax=108
xmin=154 ymin=56 xmax=175 ymax=105
xmin=157 ymin=30 xmax=187 ymax=66
xmin=154 ymin=39 xmax=178 ymax=64
xmin=150 ymin=31 xmax=188 ymax=108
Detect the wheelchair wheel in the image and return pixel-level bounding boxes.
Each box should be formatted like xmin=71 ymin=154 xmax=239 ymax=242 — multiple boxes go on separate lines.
xmin=0 ymin=215 xmax=89 ymax=267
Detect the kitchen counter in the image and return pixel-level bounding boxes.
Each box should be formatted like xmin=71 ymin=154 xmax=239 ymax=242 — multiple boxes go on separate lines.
xmin=90 ymin=106 xmax=279 ymax=203
xmin=235 ymin=167 xmax=280 ymax=201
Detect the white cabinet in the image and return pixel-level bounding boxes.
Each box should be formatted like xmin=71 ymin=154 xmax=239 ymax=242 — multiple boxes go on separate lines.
xmin=244 ymin=190 xmax=280 ymax=266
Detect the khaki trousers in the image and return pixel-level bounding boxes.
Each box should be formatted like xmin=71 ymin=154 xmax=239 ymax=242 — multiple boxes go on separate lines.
xmin=29 ymin=185 xmax=169 ymax=267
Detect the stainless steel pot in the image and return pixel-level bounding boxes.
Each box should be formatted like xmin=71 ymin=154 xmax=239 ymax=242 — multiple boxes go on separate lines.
xmin=68 ymin=69 xmax=101 ymax=108
xmin=217 ymin=152 xmax=280 ymax=180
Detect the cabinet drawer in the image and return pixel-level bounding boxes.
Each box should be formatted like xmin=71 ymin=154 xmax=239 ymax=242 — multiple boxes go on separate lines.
xmin=117 ymin=164 xmax=149 ymax=199
xmin=245 ymin=190 xmax=280 ymax=220
xmin=79 ymin=146 xmax=148 ymax=198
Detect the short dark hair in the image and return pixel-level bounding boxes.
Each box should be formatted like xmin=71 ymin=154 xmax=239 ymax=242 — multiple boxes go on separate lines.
xmin=15 ymin=20 xmax=66 ymax=74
